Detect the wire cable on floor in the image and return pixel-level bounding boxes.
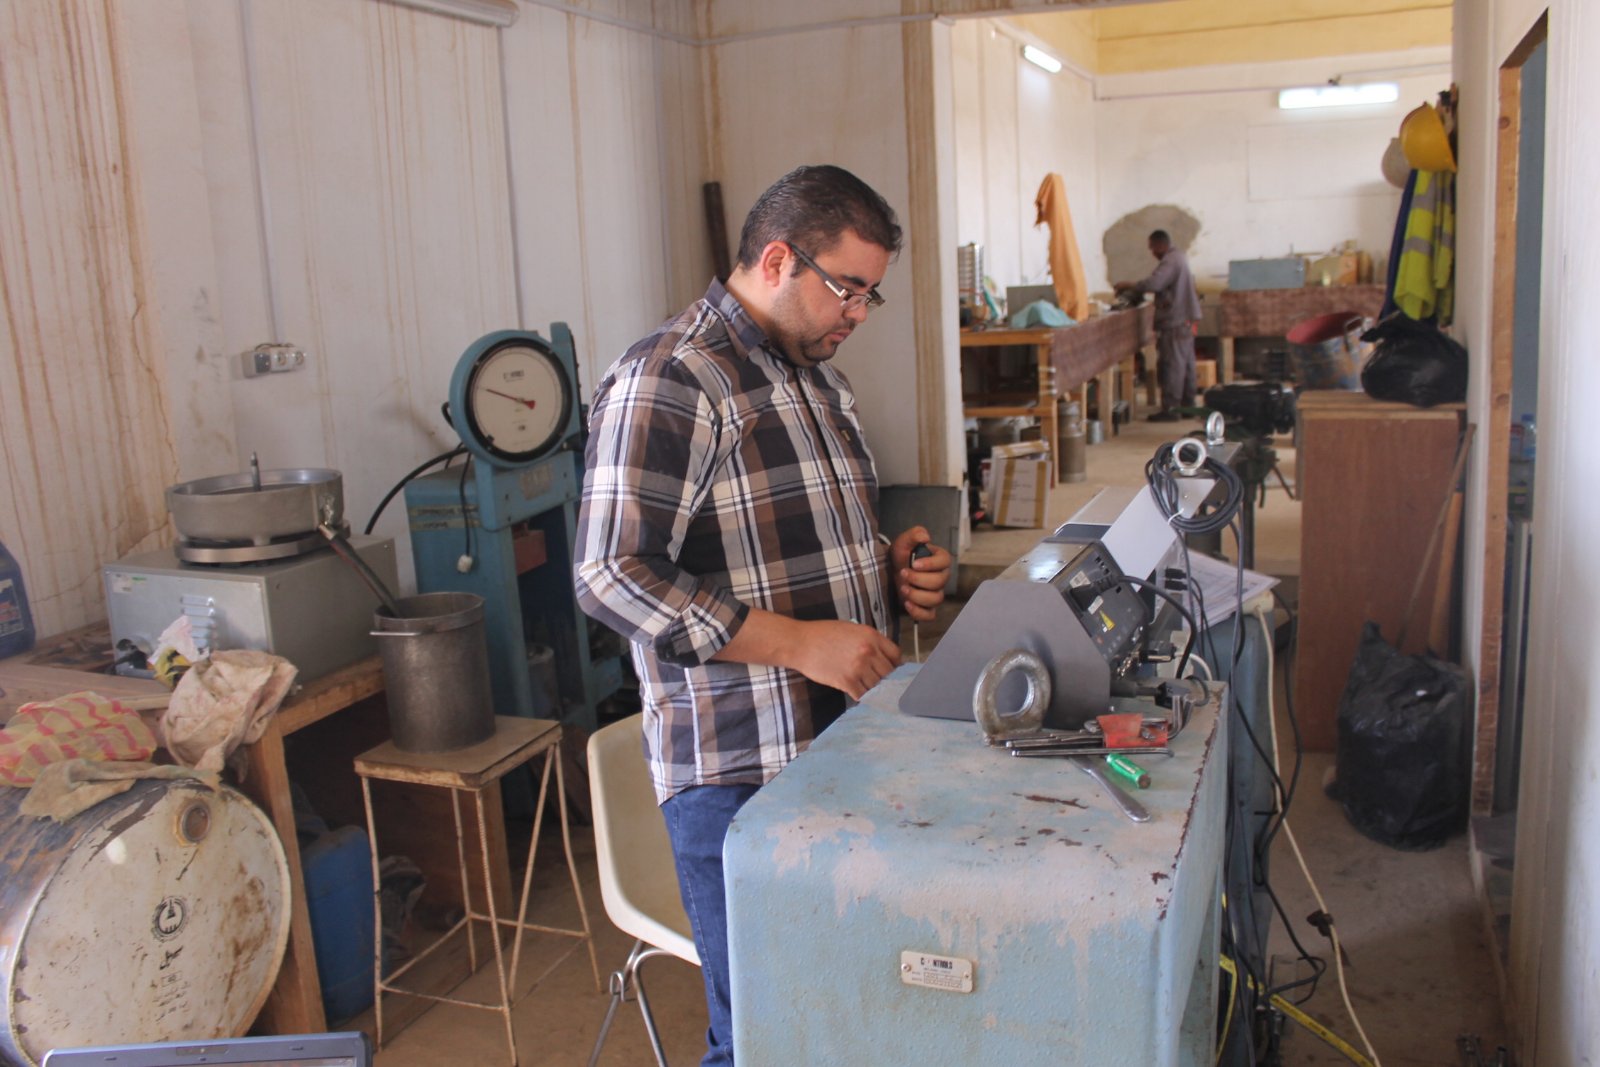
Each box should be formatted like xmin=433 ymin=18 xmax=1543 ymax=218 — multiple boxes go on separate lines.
xmin=1254 ymin=602 xmax=1383 ymax=1067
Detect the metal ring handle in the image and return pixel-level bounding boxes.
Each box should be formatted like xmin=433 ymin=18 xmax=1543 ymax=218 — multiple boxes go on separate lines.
xmin=973 ymin=648 xmax=1052 ymax=738
xmin=1172 ymin=438 xmax=1208 ymax=477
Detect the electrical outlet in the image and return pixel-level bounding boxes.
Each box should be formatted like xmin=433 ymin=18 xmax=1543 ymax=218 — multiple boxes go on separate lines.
xmin=241 ymin=343 xmax=307 ymax=377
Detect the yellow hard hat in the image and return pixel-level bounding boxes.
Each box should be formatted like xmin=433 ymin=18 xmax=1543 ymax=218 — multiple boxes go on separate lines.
xmin=1400 ymin=103 xmax=1456 ymax=173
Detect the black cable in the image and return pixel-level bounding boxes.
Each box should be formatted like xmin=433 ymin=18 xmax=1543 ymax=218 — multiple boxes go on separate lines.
xmin=1262 ymin=877 xmax=1328 ymax=1004
xmin=363 ymin=445 xmax=466 ymax=534
xmin=1114 ymin=573 xmax=1197 ymax=679
xmin=1144 ymin=440 xmax=1246 ymax=536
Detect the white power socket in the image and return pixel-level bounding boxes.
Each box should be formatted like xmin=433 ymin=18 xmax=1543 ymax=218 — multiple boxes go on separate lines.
xmin=241 ymin=343 xmax=307 ymax=377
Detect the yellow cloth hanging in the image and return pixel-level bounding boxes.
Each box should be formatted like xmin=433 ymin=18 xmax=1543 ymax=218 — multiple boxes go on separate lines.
xmin=1033 ymin=173 xmax=1090 ymax=322
xmin=1393 ymin=170 xmax=1456 ymax=325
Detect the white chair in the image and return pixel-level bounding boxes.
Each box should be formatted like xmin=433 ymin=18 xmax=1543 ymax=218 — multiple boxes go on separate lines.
xmin=586 ymin=715 xmax=700 ymax=1067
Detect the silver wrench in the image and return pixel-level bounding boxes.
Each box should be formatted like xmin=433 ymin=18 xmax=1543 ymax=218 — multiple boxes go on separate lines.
xmin=1071 ymin=756 xmax=1151 ymax=823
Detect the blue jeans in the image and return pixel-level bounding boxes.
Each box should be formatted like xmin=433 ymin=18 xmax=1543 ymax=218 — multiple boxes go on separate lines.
xmin=660 ymin=783 xmax=760 ymax=1067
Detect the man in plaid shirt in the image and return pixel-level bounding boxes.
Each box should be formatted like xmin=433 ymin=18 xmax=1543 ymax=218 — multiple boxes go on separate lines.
xmin=575 ymin=165 xmax=951 ymax=1066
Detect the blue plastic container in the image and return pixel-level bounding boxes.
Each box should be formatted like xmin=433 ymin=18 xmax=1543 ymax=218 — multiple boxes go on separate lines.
xmin=301 ymin=825 xmax=376 ymax=1022
xmin=0 ymin=541 xmax=36 ymax=659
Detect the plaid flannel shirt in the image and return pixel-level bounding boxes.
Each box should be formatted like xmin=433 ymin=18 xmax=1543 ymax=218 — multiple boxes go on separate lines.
xmin=575 ymin=281 xmax=890 ymax=803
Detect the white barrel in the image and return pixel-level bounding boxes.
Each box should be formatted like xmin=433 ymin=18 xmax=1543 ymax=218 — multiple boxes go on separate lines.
xmin=0 ymin=778 xmax=291 ymax=1066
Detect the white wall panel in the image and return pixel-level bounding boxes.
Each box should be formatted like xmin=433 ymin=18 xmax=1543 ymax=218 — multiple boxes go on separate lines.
xmin=571 ymin=17 xmax=677 ymax=377
xmin=0 ymin=1 xmax=188 ymax=634
xmin=976 ymin=24 xmax=1023 ymax=289
xmin=703 ymin=0 xmax=904 ymax=41
xmin=950 ymin=20 xmax=988 ymax=253
xmin=502 ymin=6 xmax=593 ymax=356
xmin=948 ymin=18 xmax=1102 ymax=301
xmin=707 ymin=23 xmax=921 ymax=485
xmin=1491 ymin=5 xmax=1600 ymax=1063
xmin=1095 ymin=54 xmax=1449 ymax=286
xmin=1015 ymin=36 xmax=1102 ymax=290
xmin=215 ymin=0 xmax=517 ymax=575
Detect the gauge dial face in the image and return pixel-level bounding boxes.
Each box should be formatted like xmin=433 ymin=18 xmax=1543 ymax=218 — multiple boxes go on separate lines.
xmin=464 ymin=342 xmax=573 ymax=462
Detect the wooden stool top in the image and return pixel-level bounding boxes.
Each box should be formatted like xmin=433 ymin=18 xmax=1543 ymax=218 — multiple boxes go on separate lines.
xmin=355 ymin=715 xmax=562 ymax=791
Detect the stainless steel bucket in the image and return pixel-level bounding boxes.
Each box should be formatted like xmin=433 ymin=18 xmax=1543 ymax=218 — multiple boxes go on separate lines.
xmin=372 ymin=592 xmax=495 ymax=753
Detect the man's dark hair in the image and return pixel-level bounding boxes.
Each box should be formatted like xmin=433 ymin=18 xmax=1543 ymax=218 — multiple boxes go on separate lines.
xmin=736 ymin=165 xmax=903 ymax=269
xmin=1149 ymin=229 xmax=1172 ymax=245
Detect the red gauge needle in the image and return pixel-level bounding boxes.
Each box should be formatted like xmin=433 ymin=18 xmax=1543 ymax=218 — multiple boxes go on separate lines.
xmin=485 ymin=388 xmax=536 ymax=410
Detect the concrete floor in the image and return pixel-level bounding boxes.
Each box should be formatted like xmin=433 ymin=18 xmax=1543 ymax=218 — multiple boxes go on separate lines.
xmin=371 ymin=415 xmax=1506 ymax=1065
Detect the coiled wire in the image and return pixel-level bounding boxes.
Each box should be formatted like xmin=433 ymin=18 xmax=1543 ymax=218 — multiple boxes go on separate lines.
xmin=1144 ymin=440 xmax=1246 ymax=535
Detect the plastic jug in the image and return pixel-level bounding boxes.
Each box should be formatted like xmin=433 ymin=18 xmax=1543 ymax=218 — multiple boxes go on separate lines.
xmin=0 ymin=541 xmax=35 ymax=659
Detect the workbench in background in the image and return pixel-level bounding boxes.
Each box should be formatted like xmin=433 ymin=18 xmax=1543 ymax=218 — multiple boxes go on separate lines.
xmin=1217 ymin=285 xmax=1386 ymax=382
xmin=960 ymin=304 xmax=1155 ymax=482
xmin=1294 ymin=392 xmax=1467 ymax=751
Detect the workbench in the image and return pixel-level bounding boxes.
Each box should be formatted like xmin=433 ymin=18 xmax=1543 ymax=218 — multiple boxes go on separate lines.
xmin=1216 ymin=284 xmax=1386 ymax=382
xmin=0 ymin=639 xmax=513 ymax=1037
xmin=725 ymin=665 xmax=1228 ymax=1065
xmin=960 ymin=304 xmax=1155 ymax=482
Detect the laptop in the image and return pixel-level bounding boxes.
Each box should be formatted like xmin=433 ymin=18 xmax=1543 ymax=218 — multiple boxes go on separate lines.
xmin=42 ymin=1032 xmax=371 ymax=1067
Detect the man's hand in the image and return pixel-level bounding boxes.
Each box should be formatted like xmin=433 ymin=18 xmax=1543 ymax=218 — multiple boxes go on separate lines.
xmin=889 ymin=526 xmax=952 ymax=622
xmin=1113 ymin=281 xmax=1134 ymax=294
xmin=714 ymin=610 xmax=901 ymax=701
xmin=789 ymin=620 xmax=902 ymax=701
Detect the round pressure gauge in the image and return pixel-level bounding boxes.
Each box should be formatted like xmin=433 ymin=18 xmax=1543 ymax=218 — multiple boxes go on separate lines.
xmin=452 ymin=334 xmax=576 ymax=465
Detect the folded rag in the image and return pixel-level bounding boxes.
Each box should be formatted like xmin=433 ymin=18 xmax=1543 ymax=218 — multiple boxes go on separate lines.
xmin=19 ymin=759 xmax=212 ymax=822
xmin=0 ymin=693 xmax=158 ymax=787
xmin=163 ymin=650 xmax=298 ymax=774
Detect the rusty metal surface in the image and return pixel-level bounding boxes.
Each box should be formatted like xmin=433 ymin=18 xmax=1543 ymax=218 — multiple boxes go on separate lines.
xmin=726 ymin=665 xmax=1227 ymax=1065
xmin=0 ymin=779 xmax=290 ymax=1065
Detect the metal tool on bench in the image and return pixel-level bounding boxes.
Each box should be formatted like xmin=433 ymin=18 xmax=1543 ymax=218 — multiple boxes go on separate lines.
xmin=104 ymin=455 xmax=398 ymax=684
xmin=900 ymin=432 xmax=1236 ymax=733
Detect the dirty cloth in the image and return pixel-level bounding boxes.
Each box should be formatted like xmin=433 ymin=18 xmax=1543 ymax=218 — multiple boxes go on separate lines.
xmin=1033 ymin=173 xmax=1091 ymax=322
xmin=163 ymin=650 xmax=297 ymax=774
xmin=20 ymin=759 xmax=211 ymax=822
xmin=0 ymin=692 xmax=157 ymax=786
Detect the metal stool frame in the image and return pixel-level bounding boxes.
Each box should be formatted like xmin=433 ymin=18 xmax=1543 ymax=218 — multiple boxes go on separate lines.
xmin=356 ymin=720 xmax=600 ymax=1065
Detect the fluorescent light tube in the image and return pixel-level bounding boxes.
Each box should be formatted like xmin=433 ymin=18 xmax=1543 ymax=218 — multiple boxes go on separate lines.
xmin=1022 ymin=45 xmax=1063 ymax=75
xmin=1277 ymin=83 xmax=1400 ymax=110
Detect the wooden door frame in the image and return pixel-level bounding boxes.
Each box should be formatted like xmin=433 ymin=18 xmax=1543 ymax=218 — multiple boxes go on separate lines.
xmin=1473 ymin=15 xmax=1547 ymax=816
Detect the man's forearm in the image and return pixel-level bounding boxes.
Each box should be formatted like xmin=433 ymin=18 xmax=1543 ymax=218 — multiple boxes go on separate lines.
xmin=713 ymin=608 xmax=801 ymax=670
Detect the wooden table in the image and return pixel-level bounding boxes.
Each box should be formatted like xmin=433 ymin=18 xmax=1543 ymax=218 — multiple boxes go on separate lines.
xmin=960 ymin=304 xmax=1155 ymax=481
xmin=1217 ymin=285 xmax=1387 ymax=382
xmin=0 ymin=642 xmax=513 ymax=1037
xmin=1294 ymin=392 xmax=1467 ymax=750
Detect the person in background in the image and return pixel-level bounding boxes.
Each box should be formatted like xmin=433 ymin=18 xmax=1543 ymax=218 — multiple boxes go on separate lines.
xmin=574 ymin=164 xmax=953 ymax=1067
xmin=1116 ymin=229 xmax=1203 ymax=422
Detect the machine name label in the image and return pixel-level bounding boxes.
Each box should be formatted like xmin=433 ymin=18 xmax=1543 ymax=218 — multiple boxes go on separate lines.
xmin=900 ymin=951 xmax=973 ymax=993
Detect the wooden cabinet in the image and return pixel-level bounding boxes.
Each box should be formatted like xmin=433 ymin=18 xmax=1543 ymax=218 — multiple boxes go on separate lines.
xmin=1294 ymin=392 xmax=1466 ymax=751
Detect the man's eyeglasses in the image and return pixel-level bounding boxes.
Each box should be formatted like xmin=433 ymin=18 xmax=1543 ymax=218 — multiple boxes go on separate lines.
xmin=787 ymin=244 xmax=885 ymax=313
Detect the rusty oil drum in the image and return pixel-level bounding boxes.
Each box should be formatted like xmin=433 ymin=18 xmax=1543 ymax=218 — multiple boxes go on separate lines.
xmin=0 ymin=778 xmax=291 ymax=1066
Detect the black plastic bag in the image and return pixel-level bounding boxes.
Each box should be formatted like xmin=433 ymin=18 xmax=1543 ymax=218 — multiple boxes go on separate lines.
xmin=1358 ymin=315 xmax=1469 ymax=407
xmin=1335 ymin=622 xmax=1470 ymax=850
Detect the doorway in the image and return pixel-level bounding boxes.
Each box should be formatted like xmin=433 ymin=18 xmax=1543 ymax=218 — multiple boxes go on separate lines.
xmin=1470 ymin=12 xmax=1548 ymax=1015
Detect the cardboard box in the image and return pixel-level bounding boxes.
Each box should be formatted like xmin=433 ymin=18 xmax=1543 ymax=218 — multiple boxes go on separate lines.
xmin=988 ymin=442 xmax=1051 ymax=528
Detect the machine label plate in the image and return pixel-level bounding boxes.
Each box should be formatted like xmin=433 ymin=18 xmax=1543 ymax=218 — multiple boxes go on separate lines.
xmin=900 ymin=951 xmax=974 ymax=993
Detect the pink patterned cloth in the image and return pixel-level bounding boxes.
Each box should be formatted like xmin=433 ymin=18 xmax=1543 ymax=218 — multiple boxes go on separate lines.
xmin=0 ymin=693 xmax=157 ymax=787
